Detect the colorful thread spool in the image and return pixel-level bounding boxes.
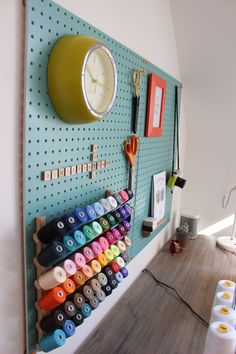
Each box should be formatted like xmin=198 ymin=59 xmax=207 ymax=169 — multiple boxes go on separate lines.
xmin=82 ymin=225 xmax=95 ymax=240
xmin=89 ymin=260 xmax=102 ymax=274
xmin=117 ymin=240 xmax=126 ymax=253
xmin=71 ymin=271 xmax=86 ymax=288
xmin=98 ymin=217 xmax=110 ymax=232
xmin=38 ymin=241 xmax=66 ymax=267
xmin=62 ymin=213 xmax=79 ymax=231
xmin=82 ymin=285 xmax=94 ymax=300
xmin=85 ymin=205 xmax=97 ymax=221
xmin=93 ymin=202 xmax=105 ymax=217
xmin=95 ymin=272 xmax=108 ymax=286
xmin=98 ymin=236 xmax=110 ymax=251
xmin=96 ymin=289 xmax=106 ymax=302
xmin=73 ymin=230 xmax=86 ymax=247
xmin=105 ymin=213 xmax=117 ymax=227
xmin=124 ymin=235 xmax=132 ymax=248
xmin=38 ymin=287 xmax=66 ymax=312
xmin=104 ymin=249 xmax=114 ymax=262
xmin=124 ymin=188 xmax=134 ymax=200
xmin=120 ymin=251 xmax=129 ymax=263
xmin=59 ymin=301 xmax=76 ymax=318
xmin=99 ymin=198 xmax=111 ymax=213
xmin=97 ymin=253 xmax=108 ymax=267
xmin=89 ymin=279 xmax=102 ymax=292
xmin=115 ymin=272 xmax=124 ymax=283
xmin=112 ymin=228 xmax=122 ymax=241
xmin=91 ymin=221 xmax=103 ymax=236
xmin=122 ymin=220 xmax=132 ymax=232
xmin=117 ymin=207 xmax=128 ymax=219
xmin=62 ymin=319 xmax=76 ymax=338
xmin=89 ymin=296 xmax=100 ymax=310
xmin=38 ymin=266 xmax=67 ymax=291
xmin=102 ymin=267 xmax=115 ymax=280
xmin=110 ymin=261 xmax=120 ymax=273
xmin=39 ymin=329 xmax=66 ymax=352
xmin=109 ymin=277 xmax=118 ymax=289
xmin=71 ymin=310 xmax=84 ymax=327
xmin=60 ymin=259 xmax=77 ymax=277
xmin=83 ymin=246 xmax=95 ymax=261
xmin=73 ymin=207 xmax=88 ymax=224
xmin=117 ymin=224 xmax=127 ymax=236
xmin=112 ymin=210 xmax=123 ymax=223
xmin=81 ymin=303 xmax=92 ymax=318
xmin=120 ymin=267 xmax=128 ymax=278
xmin=72 ymin=292 xmax=85 ymax=309
xmin=102 ymin=284 xmax=112 ymax=296
xmin=113 ymin=193 xmax=123 ymax=205
xmin=38 ymin=218 xmax=67 ymax=244
xmin=61 ymin=278 xmax=75 ymax=295
xmin=106 ymin=231 xmax=115 ymax=245
xmin=81 ymin=265 xmax=93 ymax=280
xmin=39 ymin=309 xmax=66 ymax=333
xmin=119 ymin=190 xmax=129 ymax=203
xmin=63 ymin=235 xmax=77 ymax=253
xmin=91 ymin=241 xmax=103 ymax=256
xmin=115 ymin=256 xmax=125 ymax=268
xmin=71 ymin=253 xmax=86 ymax=270
xmin=106 ymin=196 xmax=118 ymax=210
xmin=110 ymin=245 xmax=120 ymax=258
xmin=124 ymin=203 xmax=133 ymax=216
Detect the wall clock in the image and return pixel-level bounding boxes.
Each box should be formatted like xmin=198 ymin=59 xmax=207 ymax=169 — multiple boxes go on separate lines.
xmin=145 ymin=73 xmax=166 ymax=137
xmin=47 ymin=35 xmax=118 ymax=124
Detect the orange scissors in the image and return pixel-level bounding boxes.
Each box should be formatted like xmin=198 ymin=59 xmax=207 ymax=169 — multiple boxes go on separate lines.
xmin=123 ymin=135 xmax=139 ymax=189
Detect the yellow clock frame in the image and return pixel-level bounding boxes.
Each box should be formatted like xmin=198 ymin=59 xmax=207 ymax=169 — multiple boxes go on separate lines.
xmin=47 ymin=35 xmax=118 ymax=124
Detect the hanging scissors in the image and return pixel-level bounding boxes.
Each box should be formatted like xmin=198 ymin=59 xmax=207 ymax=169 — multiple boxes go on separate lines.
xmin=123 ymin=135 xmax=139 ymax=190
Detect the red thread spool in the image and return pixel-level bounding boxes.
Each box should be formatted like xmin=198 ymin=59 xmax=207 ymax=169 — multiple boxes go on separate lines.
xmin=110 ymin=261 xmax=120 ymax=273
xmin=38 ymin=287 xmax=66 ymax=312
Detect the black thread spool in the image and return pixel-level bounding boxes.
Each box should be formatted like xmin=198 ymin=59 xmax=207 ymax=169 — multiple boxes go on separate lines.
xmin=102 ymin=284 xmax=112 ymax=296
xmin=109 ymin=277 xmax=118 ymax=290
xmin=37 ymin=241 xmax=67 ymax=267
xmin=175 ymin=177 xmax=186 ymax=189
xmin=102 ymin=267 xmax=115 ymax=280
xmin=71 ymin=310 xmax=84 ymax=327
xmin=59 ymin=301 xmax=76 ymax=318
xmin=62 ymin=213 xmax=79 ymax=231
xmin=112 ymin=210 xmax=123 ymax=223
xmin=124 ymin=188 xmax=134 ymax=200
xmin=39 ymin=309 xmax=66 ymax=333
xmin=37 ymin=218 xmax=68 ymax=244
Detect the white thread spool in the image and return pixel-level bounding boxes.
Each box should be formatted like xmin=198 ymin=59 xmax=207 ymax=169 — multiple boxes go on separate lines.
xmin=213 ymin=292 xmax=234 ymax=307
xmin=210 ymin=306 xmax=236 ymax=328
xmin=203 ymin=321 xmax=236 ymax=354
xmin=216 ymin=280 xmax=235 ymax=294
xmin=38 ymin=266 xmax=66 ymax=290
xmin=106 ymin=196 xmax=118 ymax=210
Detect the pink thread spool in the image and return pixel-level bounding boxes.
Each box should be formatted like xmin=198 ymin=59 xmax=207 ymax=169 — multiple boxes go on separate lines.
xmin=83 ymin=246 xmax=94 ymax=262
xmin=60 ymin=259 xmax=76 ymax=277
xmin=71 ymin=253 xmax=86 ymax=270
xmin=91 ymin=241 xmax=103 ymax=256
xmin=98 ymin=236 xmax=110 ymax=251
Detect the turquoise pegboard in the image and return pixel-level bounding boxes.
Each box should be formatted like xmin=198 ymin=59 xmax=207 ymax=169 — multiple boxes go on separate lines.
xmin=23 ymin=0 xmax=181 ymax=352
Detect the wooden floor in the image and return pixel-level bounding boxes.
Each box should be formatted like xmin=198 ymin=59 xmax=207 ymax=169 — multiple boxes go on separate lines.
xmin=78 ymin=235 xmax=236 ymax=354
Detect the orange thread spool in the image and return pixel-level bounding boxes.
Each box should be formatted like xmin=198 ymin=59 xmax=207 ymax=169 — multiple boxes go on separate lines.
xmin=61 ymin=278 xmax=76 ymax=295
xmin=89 ymin=260 xmax=102 ymax=274
xmin=71 ymin=271 xmax=86 ymax=288
xmin=97 ymin=253 xmax=108 ymax=267
xmin=38 ymin=287 xmax=66 ymax=312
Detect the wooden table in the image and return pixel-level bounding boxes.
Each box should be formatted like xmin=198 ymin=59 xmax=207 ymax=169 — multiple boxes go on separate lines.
xmin=78 ymin=235 xmax=236 ymax=354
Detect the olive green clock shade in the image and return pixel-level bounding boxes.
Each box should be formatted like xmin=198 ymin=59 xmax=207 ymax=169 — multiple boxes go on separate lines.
xmin=47 ymin=35 xmax=118 ymax=124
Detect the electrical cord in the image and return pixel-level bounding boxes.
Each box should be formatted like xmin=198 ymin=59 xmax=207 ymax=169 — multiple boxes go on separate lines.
xmin=142 ymin=268 xmax=209 ymax=327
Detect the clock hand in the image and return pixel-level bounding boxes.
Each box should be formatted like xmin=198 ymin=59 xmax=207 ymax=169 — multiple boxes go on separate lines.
xmin=86 ymin=65 xmax=96 ymax=82
xmin=96 ymin=81 xmax=109 ymax=90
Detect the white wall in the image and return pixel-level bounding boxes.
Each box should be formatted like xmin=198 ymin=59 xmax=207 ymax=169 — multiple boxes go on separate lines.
xmin=0 ymin=1 xmax=182 ymax=353
xmin=171 ymin=0 xmax=236 ymax=235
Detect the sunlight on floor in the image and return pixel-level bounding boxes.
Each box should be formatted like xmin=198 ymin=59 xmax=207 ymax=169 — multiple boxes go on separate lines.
xmin=200 ymin=214 xmax=234 ymax=236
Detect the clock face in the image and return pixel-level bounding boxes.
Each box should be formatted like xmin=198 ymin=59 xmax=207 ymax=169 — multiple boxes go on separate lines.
xmin=82 ymin=44 xmax=117 ymax=118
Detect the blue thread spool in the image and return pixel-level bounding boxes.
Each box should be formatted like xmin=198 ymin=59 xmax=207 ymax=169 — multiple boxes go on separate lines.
xmin=118 ymin=207 xmax=129 ymax=219
xmin=73 ymin=208 xmax=88 ymax=224
xmin=73 ymin=230 xmax=86 ymax=247
xmin=80 ymin=303 xmax=92 ymax=318
xmin=63 ymin=235 xmax=77 ymax=253
xmin=62 ymin=213 xmax=79 ymax=231
xmin=85 ymin=205 xmax=97 ymax=221
xmin=124 ymin=203 xmax=133 ymax=216
xmin=38 ymin=241 xmax=67 ymax=267
xmin=37 ymin=218 xmax=68 ymax=244
xmin=109 ymin=277 xmax=118 ymax=289
xmin=115 ymin=272 xmax=124 ymax=283
xmin=62 ymin=319 xmax=76 ymax=338
xmin=93 ymin=201 xmax=105 ymax=217
xmin=120 ymin=267 xmax=129 ymax=278
xmin=39 ymin=329 xmax=66 ymax=352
